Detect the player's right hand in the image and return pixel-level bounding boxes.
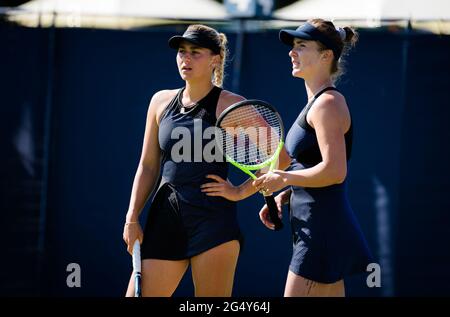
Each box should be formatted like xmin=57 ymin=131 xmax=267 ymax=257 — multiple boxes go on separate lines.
xmin=123 ymin=222 xmax=143 ymax=255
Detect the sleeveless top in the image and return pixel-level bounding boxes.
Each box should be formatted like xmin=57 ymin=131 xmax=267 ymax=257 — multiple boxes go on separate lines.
xmin=157 ymin=85 xmax=234 ymax=208
xmin=287 ymin=87 xmax=352 ymax=168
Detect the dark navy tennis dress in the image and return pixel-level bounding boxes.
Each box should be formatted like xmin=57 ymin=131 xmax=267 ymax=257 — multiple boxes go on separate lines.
xmin=285 ymin=87 xmax=373 ymax=283
xmin=140 ymin=86 xmax=242 ymax=260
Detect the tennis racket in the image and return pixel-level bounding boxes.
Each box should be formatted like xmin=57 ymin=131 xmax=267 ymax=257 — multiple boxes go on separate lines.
xmin=215 ymin=99 xmax=284 ymax=230
xmin=132 ymin=240 xmax=142 ymax=297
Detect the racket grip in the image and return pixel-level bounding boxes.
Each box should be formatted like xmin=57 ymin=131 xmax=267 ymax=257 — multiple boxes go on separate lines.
xmin=134 ymin=273 xmax=142 ymax=298
xmin=132 ymin=240 xmax=141 ymax=273
xmin=264 ymin=195 xmax=283 ymax=231
xmin=132 ymin=240 xmax=142 ymax=297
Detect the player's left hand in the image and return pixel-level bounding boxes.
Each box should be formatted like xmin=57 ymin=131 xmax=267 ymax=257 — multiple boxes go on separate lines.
xmin=201 ymin=174 xmax=242 ymax=201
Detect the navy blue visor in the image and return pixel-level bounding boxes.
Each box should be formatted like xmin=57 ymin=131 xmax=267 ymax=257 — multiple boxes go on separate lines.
xmin=169 ymin=30 xmax=221 ymax=55
xmin=279 ymin=23 xmax=342 ymax=60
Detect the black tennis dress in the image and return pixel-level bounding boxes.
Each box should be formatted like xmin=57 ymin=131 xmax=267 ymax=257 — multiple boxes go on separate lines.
xmin=284 ymin=87 xmax=373 ymax=283
xmin=140 ymin=86 xmax=242 ymax=260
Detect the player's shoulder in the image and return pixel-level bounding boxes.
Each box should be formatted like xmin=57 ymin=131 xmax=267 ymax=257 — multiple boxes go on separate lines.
xmin=150 ymin=89 xmax=179 ymax=108
xmin=220 ymin=89 xmax=246 ymax=105
xmin=311 ymin=89 xmax=348 ymax=116
xmin=147 ymin=89 xmax=180 ymax=123
xmin=217 ymin=89 xmax=246 ymax=116
xmin=308 ymin=90 xmax=350 ymax=130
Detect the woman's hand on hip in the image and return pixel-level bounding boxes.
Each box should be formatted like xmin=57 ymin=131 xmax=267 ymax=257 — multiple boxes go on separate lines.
xmin=201 ymin=174 xmax=242 ymax=201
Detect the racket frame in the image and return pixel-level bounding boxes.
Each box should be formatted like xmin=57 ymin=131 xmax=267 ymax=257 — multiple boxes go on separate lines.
xmin=216 ymin=99 xmax=285 ymax=178
xmin=216 ymin=99 xmax=285 ymax=230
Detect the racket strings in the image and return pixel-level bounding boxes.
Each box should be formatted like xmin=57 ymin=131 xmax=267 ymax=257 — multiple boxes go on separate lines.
xmin=218 ymin=104 xmax=282 ymax=166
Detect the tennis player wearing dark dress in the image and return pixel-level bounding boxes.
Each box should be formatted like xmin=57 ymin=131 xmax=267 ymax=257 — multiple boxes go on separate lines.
xmin=122 ymin=24 xmax=246 ymax=297
xmin=253 ymin=19 xmax=373 ymax=296
xmin=204 ymin=19 xmax=373 ymax=297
